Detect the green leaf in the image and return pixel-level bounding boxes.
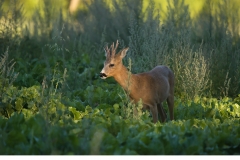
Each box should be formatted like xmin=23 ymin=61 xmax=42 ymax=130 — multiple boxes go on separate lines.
xmin=69 ymin=107 xmax=83 ymax=121
xmin=15 ymin=98 xmax=23 ymax=111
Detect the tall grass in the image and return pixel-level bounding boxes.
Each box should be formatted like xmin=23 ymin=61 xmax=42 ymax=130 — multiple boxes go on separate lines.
xmin=127 ymin=0 xmax=210 ymax=100
xmin=194 ymin=0 xmax=240 ymax=97
xmin=0 ymin=0 xmax=239 ymax=100
xmin=0 ymin=48 xmax=18 ymax=97
xmin=127 ymin=0 xmax=240 ymax=99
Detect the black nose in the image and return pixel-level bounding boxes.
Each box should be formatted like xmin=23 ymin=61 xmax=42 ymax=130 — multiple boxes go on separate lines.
xmin=99 ymin=73 xmax=107 ymax=78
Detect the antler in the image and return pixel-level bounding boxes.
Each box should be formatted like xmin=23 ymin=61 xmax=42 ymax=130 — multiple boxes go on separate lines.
xmin=105 ymin=40 xmax=119 ymax=58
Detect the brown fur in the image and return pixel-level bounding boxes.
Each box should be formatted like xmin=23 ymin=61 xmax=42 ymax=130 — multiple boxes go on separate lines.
xmin=100 ymin=41 xmax=174 ymax=123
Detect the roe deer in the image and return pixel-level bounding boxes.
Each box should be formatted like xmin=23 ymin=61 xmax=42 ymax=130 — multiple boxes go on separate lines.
xmin=99 ymin=40 xmax=174 ymax=123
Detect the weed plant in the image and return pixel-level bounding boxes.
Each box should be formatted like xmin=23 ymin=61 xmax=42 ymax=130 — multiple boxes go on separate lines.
xmin=1 ymin=0 xmax=240 ymax=98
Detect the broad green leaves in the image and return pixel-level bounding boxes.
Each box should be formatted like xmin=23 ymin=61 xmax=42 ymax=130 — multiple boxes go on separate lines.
xmin=175 ymin=96 xmax=240 ymax=121
xmin=1 ymin=102 xmax=240 ymax=154
xmin=1 ymin=79 xmax=240 ymax=155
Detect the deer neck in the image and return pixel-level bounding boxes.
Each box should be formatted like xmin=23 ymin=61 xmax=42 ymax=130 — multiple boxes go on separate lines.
xmin=113 ymin=65 xmax=134 ymax=92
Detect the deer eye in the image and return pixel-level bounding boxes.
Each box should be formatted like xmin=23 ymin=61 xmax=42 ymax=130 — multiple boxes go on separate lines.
xmin=109 ymin=64 xmax=115 ymax=68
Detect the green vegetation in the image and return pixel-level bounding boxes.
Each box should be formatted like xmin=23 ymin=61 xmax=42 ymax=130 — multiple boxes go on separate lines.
xmin=0 ymin=0 xmax=240 ymax=155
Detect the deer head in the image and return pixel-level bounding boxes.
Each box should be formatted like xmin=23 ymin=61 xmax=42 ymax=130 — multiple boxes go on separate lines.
xmin=100 ymin=40 xmax=129 ymax=79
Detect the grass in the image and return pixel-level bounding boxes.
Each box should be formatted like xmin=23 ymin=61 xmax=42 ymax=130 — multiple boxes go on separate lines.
xmin=1 ymin=0 xmax=240 ymax=98
xmin=0 ymin=0 xmax=240 ymax=154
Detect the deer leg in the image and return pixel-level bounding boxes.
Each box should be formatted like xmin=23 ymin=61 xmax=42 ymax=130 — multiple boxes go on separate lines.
xmin=157 ymin=103 xmax=167 ymax=122
xmin=167 ymin=95 xmax=174 ymax=120
xmin=150 ymin=104 xmax=158 ymax=123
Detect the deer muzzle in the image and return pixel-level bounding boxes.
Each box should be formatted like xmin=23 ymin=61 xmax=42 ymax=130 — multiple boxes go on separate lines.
xmin=99 ymin=72 xmax=107 ymax=79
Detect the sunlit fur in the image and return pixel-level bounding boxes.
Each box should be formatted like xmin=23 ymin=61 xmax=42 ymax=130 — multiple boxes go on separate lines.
xmin=100 ymin=40 xmax=174 ymax=123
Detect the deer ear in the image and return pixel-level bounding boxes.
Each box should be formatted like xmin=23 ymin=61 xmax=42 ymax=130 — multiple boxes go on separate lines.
xmin=120 ymin=47 xmax=129 ymax=58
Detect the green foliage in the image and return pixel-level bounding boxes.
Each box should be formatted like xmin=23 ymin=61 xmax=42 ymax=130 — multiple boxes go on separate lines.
xmin=174 ymin=96 xmax=240 ymax=121
xmin=0 ymin=0 xmax=240 ymax=155
xmin=1 ymin=0 xmax=240 ymax=98
xmin=1 ymin=96 xmax=240 ymax=154
xmin=128 ymin=0 xmax=240 ymax=99
xmin=0 ymin=85 xmax=41 ymax=118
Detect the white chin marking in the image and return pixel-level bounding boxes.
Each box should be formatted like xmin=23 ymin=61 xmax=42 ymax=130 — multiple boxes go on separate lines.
xmin=101 ymin=76 xmax=107 ymax=80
